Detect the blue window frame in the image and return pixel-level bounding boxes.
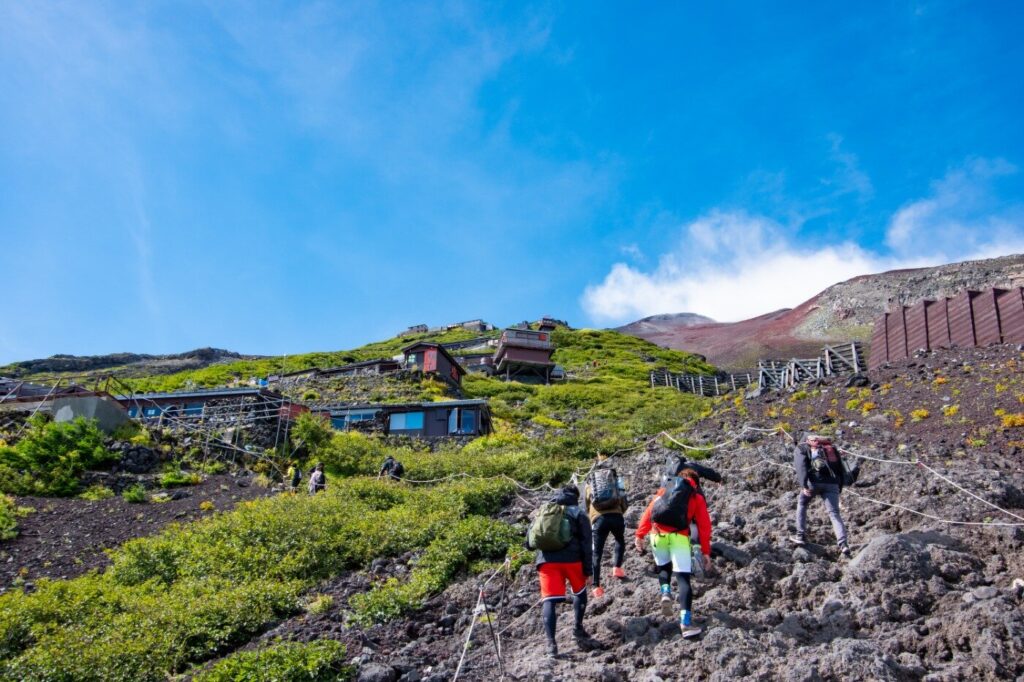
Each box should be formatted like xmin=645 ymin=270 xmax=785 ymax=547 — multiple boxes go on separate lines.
xmin=144 ymin=407 xmax=162 ymax=418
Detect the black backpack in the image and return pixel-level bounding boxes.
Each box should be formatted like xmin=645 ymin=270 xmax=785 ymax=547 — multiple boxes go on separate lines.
xmin=651 ymin=476 xmax=695 ymax=529
xmin=587 ymin=467 xmax=624 ymax=512
xmin=661 ymin=454 xmax=722 ymax=486
xmin=392 ymin=461 xmax=405 ymax=478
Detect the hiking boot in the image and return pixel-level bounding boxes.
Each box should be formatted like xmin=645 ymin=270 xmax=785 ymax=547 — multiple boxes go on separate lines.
xmin=573 ymin=625 xmax=590 ymax=640
xmin=680 ymin=624 xmax=703 ymax=639
xmin=612 ymin=566 xmax=626 ymax=579
xmin=660 ymin=594 xmax=675 ymax=618
xmin=547 ymin=640 xmax=558 ymax=658
xmin=838 ymin=542 xmax=851 ymax=557
xmin=593 ymin=586 xmax=606 ymax=598
xmin=790 ymin=533 xmax=806 ymax=546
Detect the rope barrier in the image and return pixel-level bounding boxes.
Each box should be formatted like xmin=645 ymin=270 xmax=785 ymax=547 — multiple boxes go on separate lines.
xmin=845 ymin=489 xmax=1024 ymax=527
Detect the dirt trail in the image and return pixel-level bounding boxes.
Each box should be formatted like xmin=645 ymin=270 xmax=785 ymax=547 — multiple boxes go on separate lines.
xmin=329 ymin=427 xmax=1024 ymax=680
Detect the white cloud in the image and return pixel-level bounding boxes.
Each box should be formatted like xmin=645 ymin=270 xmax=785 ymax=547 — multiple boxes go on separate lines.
xmin=582 ymin=160 xmax=1024 ymax=323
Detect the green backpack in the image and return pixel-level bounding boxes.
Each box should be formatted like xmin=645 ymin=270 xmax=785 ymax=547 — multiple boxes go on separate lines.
xmin=529 ymin=502 xmax=573 ymax=551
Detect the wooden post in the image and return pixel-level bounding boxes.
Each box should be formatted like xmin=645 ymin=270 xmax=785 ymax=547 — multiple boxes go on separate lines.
xmin=730 ymin=375 xmax=736 ymax=391
xmin=714 ymin=376 xmax=720 ymax=395
xmin=851 ymin=342 xmax=860 ymax=373
xmin=698 ymin=376 xmax=704 ymax=395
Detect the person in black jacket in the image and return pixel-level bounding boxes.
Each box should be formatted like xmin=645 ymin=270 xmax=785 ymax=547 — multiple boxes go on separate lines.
xmin=379 ymin=456 xmax=404 ymax=481
xmin=791 ymin=435 xmax=850 ymax=555
xmin=526 ymin=484 xmax=594 ymax=658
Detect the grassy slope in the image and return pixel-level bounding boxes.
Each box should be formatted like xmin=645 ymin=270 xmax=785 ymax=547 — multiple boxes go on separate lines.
xmin=0 ymin=325 xmax=711 ymax=680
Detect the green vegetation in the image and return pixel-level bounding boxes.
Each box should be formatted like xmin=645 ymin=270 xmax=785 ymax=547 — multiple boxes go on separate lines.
xmin=78 ymin=484 xmax=116 ymax=501
xmin=0 ymin=325 xmax=714 ymax=679
xmin=0 ymin=495 xmax=18 ymax=541
xmin=0 ymin=416 xmax=115 ymax=496
xmin=159 ymin=469 xmax=203 ymax=488
xmin=0 ymin=477 xmax=516 ymax=680
xmin=121 ymin=484 xmax=148 ymax=503
xmin=194 ymin=640 xmax=351 ymax=682
xmin=115 ymin=328 xmax=493 ymax=394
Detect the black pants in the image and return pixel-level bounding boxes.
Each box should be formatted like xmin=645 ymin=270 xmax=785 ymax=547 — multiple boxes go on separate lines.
xmin=592 ymin=513 xmax=625 ymax=587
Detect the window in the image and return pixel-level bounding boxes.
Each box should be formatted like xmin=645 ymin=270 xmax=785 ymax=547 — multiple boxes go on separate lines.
xmin=389 ymin=411 xmax=424 ymax=431
xmin=407 ymin=352 xmax=424 ymax=367
xmin=127 ymin=406 xmax=139 ymax=418
xmin=331 ymin=417 xmax=348 ymax=430
xmin=144 ymin=407 xmax=162 ymax=418
xmin=184 ymin=403 xmax=203 ymax=416
xmin=448 ymin=408 xmax=477 ymax=434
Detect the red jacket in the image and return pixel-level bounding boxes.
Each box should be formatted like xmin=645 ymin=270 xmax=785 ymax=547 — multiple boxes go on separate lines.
xmin=635 ymin=480 xmax=713 ymax=557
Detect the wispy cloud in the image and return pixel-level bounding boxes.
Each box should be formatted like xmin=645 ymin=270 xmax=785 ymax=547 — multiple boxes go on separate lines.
xmin=582 ymin=159 xmax=1024 ymax=323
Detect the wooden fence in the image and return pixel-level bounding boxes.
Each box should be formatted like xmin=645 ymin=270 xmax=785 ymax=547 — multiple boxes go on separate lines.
xmin=653 ymin=342 xmax=865 ymax=396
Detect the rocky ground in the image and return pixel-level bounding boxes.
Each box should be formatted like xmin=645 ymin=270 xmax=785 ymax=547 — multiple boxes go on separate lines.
xmin=277 ymin=345 xmax=1024 ymax=681
xmin=0 ymin=473 xmax=271 ymax=589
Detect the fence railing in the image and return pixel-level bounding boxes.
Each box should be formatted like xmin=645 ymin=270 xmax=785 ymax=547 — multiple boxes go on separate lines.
xmin=653 ymin=342 xmax=865 ymax=396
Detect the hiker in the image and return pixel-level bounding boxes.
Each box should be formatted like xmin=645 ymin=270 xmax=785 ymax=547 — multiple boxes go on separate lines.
xmin=378 ymin=455 xmax=405 ymax=482
xmin=526 ymin=484 xmax=594 ymax=658
xmin=791 ymin=434 xmax=855 ymax=556
xmin=285 ymin=461 xmax=302 ymax=492
xmin=307 ymin=462 xmax=326 ymax=494
xmin=635 ymin=458 xmax=716 ymax=639
xmin=583 ymin=466 xmax=628 ymax=597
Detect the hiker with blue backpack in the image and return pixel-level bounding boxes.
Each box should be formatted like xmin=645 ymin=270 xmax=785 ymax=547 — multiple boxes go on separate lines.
xmin=526 ymin=484 xmax=594 ymax=658
xmin=584 ymin=466 xmax=629 ymax=598
xmin=635 ymin=456 xmax=720 ymax=639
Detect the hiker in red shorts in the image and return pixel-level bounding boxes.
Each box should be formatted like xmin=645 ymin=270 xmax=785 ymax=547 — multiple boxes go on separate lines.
xmin=526 ymin=484 xmax=594 ymax=658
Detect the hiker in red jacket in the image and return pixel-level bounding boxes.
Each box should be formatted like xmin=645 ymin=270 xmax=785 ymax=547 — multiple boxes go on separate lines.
xmin=635 ymin=466 xmax=713 ymax=639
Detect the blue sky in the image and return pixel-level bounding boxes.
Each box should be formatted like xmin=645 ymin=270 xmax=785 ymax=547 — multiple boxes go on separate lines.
xmin=2 ymin=1 xmax=1024 ymax=363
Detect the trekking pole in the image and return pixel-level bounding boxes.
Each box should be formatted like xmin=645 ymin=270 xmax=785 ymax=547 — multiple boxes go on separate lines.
xmin=480 ymin=588 xmax=505 ymax=679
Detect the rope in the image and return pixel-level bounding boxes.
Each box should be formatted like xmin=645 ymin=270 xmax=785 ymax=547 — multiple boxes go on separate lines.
xmin=845 ymin=489 xmax=1024 ymax=527
xmin=917 ymin=462 xmax=1024 ymax=523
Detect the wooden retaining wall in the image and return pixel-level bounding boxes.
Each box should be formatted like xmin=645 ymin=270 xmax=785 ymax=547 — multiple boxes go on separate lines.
xmin=869 ymin=287 xmax=1024 ymax=369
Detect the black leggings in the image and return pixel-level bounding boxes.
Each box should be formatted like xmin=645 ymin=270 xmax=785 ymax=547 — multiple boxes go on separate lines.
xmin=592 ymin=514 xmax=625 ymax=587
xmin=542 ymin=592 xmax=587 ymax=642
xmin=656 ymin=562 xmax=693 ymax=611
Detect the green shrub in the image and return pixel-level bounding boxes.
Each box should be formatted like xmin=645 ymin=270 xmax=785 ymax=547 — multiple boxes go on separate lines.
xmin=79 ymin=485 xmax=115 ymax=501
xmin=317 ymin=432 xmax=387 ymax=477
xmin=122 ymin=484 xmax=147 ymax=503
xmin=0 ymin=575 xmax=302 ymax=681
xmin=194 ymin=639 xmax=350 ymax=682
xmin=351 ymin=517 xmax=522 ymax=624
xmin=159 ymin=470 xmax=202 ymax=488
xmin=0 ymin=416 xmax=115 ymax=496
xmin=196 ymin=460 xmax=228 ymax=475
xmin=0 ymin=496 xmax=17 ymax=541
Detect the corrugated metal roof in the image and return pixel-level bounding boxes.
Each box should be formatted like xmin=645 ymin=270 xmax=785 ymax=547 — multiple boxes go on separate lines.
xmin=114 ymin=387 xmax=273 ymax=401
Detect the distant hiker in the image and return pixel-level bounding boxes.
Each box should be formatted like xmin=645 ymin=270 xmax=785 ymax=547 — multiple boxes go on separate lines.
xmin=635 ymin=458 xmax=716 ymax=639
xmin=307 ymin=462 xmax=326 ymax=494
xmin=379 ymin=456 xmax=405 ymax=482
xmin=584 ymin=466 xmax=628 ymax=597
xmin=791 ymin=434 xmax=856 ymax=556
xmin=526 ymin=484 xmax=594 ymax=658
xmin=286 ymin=462 xmax=302 ymax=492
